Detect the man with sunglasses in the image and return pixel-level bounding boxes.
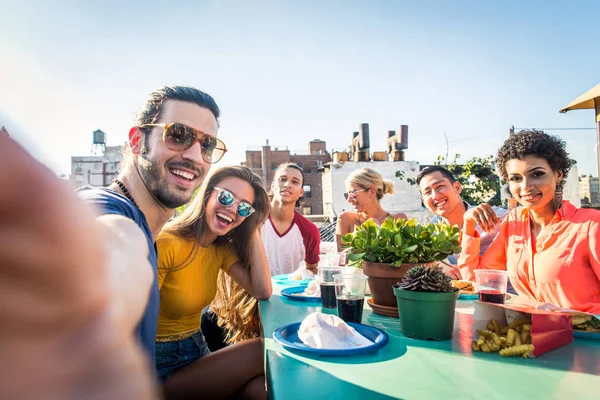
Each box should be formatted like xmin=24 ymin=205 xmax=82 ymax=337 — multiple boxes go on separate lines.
xmin=262 ymin=163 xmax=321 ymax=276
xmin=79 ymin=85 xmax=224 ymax=374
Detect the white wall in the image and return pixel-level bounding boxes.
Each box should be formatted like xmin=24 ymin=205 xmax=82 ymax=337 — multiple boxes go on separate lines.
xmin=563 ymin=163 xmax=581 ymax=207
xmin=322 ymin=160 xmax=424 ymax=220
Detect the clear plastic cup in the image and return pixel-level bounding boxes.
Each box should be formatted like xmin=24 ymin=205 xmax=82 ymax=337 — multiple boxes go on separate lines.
xmin=333 ymin=273 xmax=367 ymax=323
xmin=320 ymin=252 xmax=346 ymax=267
xmin=474 ymin=270 xmax=508 ymax=304
xmin=319 ymin=266 xmax=342 ymax=308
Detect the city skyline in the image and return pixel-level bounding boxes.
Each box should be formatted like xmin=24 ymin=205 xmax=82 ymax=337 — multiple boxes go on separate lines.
xmin=1 ymin=1 xmax=599 ymax=176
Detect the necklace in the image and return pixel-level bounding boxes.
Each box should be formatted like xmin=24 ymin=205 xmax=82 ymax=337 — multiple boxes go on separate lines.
xmin=112 ymin=179 xmax=140 ymax=209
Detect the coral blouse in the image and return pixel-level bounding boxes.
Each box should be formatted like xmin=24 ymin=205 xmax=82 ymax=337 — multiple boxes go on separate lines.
xmin=458 ymin=201 xmax=600 ymax=314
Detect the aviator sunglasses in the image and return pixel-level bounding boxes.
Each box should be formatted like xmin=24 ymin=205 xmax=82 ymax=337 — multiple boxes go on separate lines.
xmin=214 ymin=187 xmax=255 ymax=217
xmin=343 ymin=188 xmax=368 ymax=200
xmin=140 ymin=123 xmax=227 ymax=164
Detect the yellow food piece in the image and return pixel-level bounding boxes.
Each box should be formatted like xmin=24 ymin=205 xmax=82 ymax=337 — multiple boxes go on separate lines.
xmin=507 ymin=319 xmax=528 ymax=330
xmin=506 ymin=328 xmax=516 ymax=347
xmin=499 ymin=344 xmax=534 ymax=357
xmin=474 ymin=319 xmax=534 ymax=357
xmin=480 ymin=342 xmax=491 ymax=353
xmin=477 ymin=329 xmax=494 ymax=339
xmin=487 ymin=340 xmax=500 ymax=352
xmin=514 ymin=332 xmax=522 ymax=346
xmin=490 ymin=319 xmax=501 ymax=335
xmin=491 ymin=332 xmax=502 ymax=346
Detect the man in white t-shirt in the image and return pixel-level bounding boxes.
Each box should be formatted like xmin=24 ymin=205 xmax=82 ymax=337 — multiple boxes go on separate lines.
xmin=262 ymin=163 xmax=320 ymax=276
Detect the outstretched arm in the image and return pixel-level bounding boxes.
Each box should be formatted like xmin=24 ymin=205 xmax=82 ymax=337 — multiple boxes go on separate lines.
xmin=0 ymin=137 xmax=156 ymax=399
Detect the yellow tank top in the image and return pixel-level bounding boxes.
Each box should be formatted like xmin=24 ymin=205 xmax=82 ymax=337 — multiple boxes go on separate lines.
xmin=156 ymin=232 xmax=239 ymax=338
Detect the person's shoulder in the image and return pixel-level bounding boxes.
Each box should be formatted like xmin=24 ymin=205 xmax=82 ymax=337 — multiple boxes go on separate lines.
xmin=156 ymin=231 xmax=194 ymax=252
xmin=293 ymin=211 xmax=319 ymax=234
xmin=337 ymin=210 xmax=357 ymax=223
xmin=568 ymin=202 xmax=600 ymax=223
xmin=78 ymin=188 xmax=139 ymax=219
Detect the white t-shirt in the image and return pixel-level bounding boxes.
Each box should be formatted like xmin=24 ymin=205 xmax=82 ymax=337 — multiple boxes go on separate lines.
xmin=262 ymin=211 xmax=321 ymax=276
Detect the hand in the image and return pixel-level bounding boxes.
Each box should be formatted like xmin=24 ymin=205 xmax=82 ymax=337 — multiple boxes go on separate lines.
xmin=463 ymin=204 xmax=499 ymax=234
xmin=0 ymin=137 xmax=155 ymax=399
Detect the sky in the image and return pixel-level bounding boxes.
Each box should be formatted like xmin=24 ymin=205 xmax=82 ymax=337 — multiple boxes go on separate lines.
xmin=1 ymin=0 xmax=599 ymax=177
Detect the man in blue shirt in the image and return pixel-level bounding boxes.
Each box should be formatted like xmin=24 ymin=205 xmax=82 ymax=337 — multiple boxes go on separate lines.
xmin=80 ymin=85 xmax=224 ymax=367
xmin=417 ymin=166 xmax=508 ymax=277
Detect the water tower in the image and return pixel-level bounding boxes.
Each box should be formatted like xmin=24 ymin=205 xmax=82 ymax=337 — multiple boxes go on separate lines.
xmin=92 ymin=129 xmax=106 ymax=155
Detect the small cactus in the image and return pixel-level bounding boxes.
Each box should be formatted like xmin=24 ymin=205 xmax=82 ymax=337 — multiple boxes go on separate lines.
xmin=397 ymin=265 xmax=455 ymax=293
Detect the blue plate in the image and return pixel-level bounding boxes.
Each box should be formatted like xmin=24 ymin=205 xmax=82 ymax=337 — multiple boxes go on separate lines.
xmin=280 ymin=286 xmax=321 ymax=302
xmin=272 ymin=274 xmax=311 ymax=286
xmin=273 ymin=322 xmax=389 ymax=356
xmin=573 ymin=331 xmax=600 ymax=340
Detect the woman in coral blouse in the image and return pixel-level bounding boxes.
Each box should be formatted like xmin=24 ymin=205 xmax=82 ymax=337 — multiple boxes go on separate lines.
xmin=156 ymin=166 xmax=271 ymax=399
xmin=458 ymin=130 xmax=600 ymax=314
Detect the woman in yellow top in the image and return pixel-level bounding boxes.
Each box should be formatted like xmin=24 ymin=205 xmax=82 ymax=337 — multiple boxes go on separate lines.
xmin=336 ymin=168 xmax=408 ymax=251
xmin=156 ymin=166 xmax=271 ymax=399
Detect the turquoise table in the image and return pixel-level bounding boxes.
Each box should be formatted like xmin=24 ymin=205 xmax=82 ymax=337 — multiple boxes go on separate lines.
xmin=260 ymin=282 xmax=600 ymax=400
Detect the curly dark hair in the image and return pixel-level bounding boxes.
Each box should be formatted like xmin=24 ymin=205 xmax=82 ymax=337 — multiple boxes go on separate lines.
xmin=495 ymin=130 xmax=572 ymax=191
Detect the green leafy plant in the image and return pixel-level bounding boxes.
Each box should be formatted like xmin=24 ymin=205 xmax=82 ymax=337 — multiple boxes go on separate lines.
xmin=341 ymin=218 xmax=461 ymax=267
xmin=396 ymin=265 xmax=456 ymax=292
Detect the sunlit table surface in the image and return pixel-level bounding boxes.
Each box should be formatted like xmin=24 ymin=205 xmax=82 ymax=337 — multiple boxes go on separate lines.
xmin=259 ymin=282 xmax=600 ymax=400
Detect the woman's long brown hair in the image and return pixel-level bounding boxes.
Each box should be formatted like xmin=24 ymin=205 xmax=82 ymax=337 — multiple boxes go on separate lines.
xmin=162 ymin=165 xmax=270 ymax=344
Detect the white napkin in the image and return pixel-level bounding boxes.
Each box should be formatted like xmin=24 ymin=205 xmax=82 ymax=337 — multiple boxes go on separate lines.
xmin=288 ymin=266 xmax=315 ymax=281
xmin=302 ymin=278 xmax=320 ymax=296
xmin=298 ymin=312 xmax=372 ymax=349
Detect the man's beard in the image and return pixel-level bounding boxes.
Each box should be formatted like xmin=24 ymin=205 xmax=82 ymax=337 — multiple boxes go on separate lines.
xmin=137 ymin=147 xmax=201 ymax=209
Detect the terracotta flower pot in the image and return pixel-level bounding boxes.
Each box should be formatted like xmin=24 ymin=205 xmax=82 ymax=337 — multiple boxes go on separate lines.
xmin=362 ymin=261 xmax=436 ymax=308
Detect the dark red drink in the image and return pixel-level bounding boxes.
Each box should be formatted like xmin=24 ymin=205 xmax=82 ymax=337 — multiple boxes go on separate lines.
xmin=479 ymin=290 xmax=505 ymax=304
xmin=320 ymin=284 xmax=337 ymax=308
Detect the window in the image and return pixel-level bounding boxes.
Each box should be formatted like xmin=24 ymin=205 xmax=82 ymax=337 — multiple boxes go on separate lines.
xmin=303 ymin=184 xmax=312 ymax=198
xmin=303 ymin=206 xmax=312 ymax=215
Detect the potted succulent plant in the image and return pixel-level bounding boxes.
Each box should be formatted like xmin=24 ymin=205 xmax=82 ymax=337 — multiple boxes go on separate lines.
xmin=341 ymin=218 xmax=460 ymax=310
xmin=393 ymin=265 xmax=459 ymax=340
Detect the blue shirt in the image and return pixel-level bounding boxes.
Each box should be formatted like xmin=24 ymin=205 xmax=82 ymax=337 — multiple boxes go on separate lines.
xmin=79 ymin=188 xmax=159 ymax=365
xmin=432 ymin=201 xmax=508 ymax=265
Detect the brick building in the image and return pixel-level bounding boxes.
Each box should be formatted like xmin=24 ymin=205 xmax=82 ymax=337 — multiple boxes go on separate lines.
xmin=243 ymin=139 xmax=332 ymax=215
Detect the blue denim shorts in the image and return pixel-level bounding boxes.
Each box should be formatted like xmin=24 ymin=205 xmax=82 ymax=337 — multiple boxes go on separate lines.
xmin=155 ymin=331 xmax=211 ymax=383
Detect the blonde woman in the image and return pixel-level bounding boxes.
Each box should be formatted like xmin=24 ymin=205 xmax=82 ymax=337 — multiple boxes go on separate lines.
xmin=336 ymin=168 xmax=407 ymax=251
xmin=156 ymin=166 xmax=271 ymax=399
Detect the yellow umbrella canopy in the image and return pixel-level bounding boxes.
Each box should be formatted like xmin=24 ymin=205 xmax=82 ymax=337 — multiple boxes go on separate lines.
xmin=560 ymin=82 xmax=600 ymax=116
xmin=560 ymin=82 xmax=600 ymax=179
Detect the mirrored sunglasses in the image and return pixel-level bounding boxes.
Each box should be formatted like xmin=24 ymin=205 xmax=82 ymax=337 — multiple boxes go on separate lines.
xmin=140 ymin=123 xmax=227 ymax=164
xmin=214 ymin=187 xmax=255 ymax=217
